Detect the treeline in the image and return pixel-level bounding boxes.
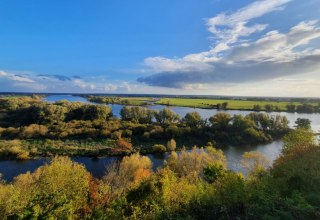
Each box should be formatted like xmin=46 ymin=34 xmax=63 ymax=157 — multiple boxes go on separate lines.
xmin=252 ymin=103 xmax=320 ymax=113
xmin=86 ymin=96 xmax=122 ymax=104
xmin=86 ymin=96 xmax=149 ymax=106
xmin=286 ymin=103 xmax=320 ymax=113
xmin=0 ymin=97 xmax=291 ymax=159
xmin=0 ymin=129 xmax=319 ymax=219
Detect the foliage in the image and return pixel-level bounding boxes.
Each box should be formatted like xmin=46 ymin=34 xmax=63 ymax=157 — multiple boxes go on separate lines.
xmin=166 ymin=138 xmax=176 ymax=151
xmin=0 ymin=140 xmax=319 ymax=219
xmin=165 ymin=146 xmax=226 ymax=180
xmin=183 ymin=111 xmax=202 ymax=127
xmin=152 ymin=144 xmax=166 ymax=153
xmin=120 ymin=106 xmax=154 ymax=123
xmin=241 ymin=151 xmax=270 ymax=176
xmin=0 ymin=157 xmax=92 ymax=219
xmin=0 ymin=96 xmax=291 ymax=158
xmin=154 ymin=108 xmax=180 ymax=125
xmin=283 ymin=129 xmax=315 ymax=153
xmin=295 ymin=118 xmax=312 ymax=130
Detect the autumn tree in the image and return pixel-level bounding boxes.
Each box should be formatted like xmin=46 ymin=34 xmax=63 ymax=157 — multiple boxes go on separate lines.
xmin=241 ymin=151 xmax=270 ymax=176
xmin=166 ymin=138 xmax=177 ymax=151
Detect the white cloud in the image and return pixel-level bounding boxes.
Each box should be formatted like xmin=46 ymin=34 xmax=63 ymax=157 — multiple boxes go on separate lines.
xmin=206 ymin=0 xmax=291 ymax=54
xmin=138 ymin=0 xmax=320 ymax=91
xmin=229 ymin=20 xmax=320 ymax=63
xmin=0 ymin=70 xmax=35 ymax=83
xmin=0 ymin=70 xmax=137 ymax=93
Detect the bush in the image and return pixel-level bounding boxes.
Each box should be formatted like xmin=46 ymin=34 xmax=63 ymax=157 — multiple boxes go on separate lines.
xmin=116 ymin=139 xmax=133 ymax=151
xmin=167 ymin=139 xmax=176 ymax=151
xmin=152 ymin=144 xmax=166 ymax=153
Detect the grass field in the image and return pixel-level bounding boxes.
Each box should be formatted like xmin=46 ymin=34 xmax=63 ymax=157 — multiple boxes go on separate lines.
xmin=156 ymin=98 xmax=316 ymax=111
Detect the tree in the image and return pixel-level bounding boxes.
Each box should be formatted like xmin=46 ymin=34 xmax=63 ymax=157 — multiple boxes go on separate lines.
xmin=21 ymin=124 xmax=48 ymax=138
xmin=203 ymin=163 xmax=226 ymax=183
xmin=102 ymin=154 xmax=153 ymax=195
xmin=120 ymin=106 xmax=153 ymax=123
xmin=253 ymin=105 xmax=261 ymax=111
xmin=283 ymin=129 xmax=315 ymax=153
xmin=83 ymin=105 xmax=112 ymax=121
xmin=155 ymin=108 xmax=180 ymax=125
xmin=183 ymin=112 xmax=202 ymax=127
xmin=221 ymin=102 xmax=228 ymax=110
xmin=120 ymin=106 xmax=131 ymax=121
xmin=241 ymin=151 xmax=270 ymax=176
xmin=294 ymin=118 xmax=311 ymax=130
xmin=264 ymin=104 xmax=274 ymax=112
xmin=1 ymin=157 xmax=92 ymax=219
xmin=30 ymin=104 xmax=68 ymax=125
xmin=166 ymin=138 xmax=177 ymax=151
xmin=209 ymin=112 xmax=231 ymax=130
xmin=286 ymin=104 xmax=296 ymax=112
xmin=166 ymin=146 xmax=226 ymax=179
xmin=272 ymin=144 xmax=320 ymax=194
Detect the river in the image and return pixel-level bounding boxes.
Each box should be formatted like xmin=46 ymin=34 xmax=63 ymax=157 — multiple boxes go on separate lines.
xmin=0 ymin=140 xmax=283 ymax=182
xmin=0 ymin=95 xmax=316 ymax=182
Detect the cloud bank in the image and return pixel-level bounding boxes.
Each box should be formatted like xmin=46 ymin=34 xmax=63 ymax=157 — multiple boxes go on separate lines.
xmin=0 ymin=70 xmax=134 ymax=93
xmin=138 ymin=0 xmax=320 ymax=89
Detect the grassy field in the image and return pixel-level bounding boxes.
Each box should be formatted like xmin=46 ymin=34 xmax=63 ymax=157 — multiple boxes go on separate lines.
xmin=156 ymin=98 xmax=316 ymax=111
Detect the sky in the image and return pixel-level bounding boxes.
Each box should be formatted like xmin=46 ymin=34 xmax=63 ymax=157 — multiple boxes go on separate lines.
xmin=0 ymin=0 xmax=320 ymax=97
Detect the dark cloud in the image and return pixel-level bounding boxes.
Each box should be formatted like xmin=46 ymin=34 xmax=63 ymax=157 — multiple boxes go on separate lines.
xmin=52 ymin=75 xmax=71 ymax=81
xmin=37 ymin=74 xmax=71 ymax=81
xmin=138 ymin=54 xmax=320 ymax=88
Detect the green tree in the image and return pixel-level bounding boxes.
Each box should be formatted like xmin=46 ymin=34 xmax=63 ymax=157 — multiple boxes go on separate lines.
xmin=295 ymin=118 xmax=312 ymax=130
xmin=183 ymin=112 xmax=202 ymax=127
xmin=0 ymin=157 xmax=92 ymax=219
xmin=283 ymin=129 xmax=315 ymax=153
xmin=155 ymin=108 xmax=180 ymax=125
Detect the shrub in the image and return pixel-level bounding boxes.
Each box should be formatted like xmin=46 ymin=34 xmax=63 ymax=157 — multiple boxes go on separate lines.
xmin=111 ymin=131 xmax=122 ymax=140
xmin=116 ymin=139 xmax=133 ymax=151
xmin=166 ymin=139 xmax=176 ymax=151
xmin=152 ymin=144 xmax=166 ymax=153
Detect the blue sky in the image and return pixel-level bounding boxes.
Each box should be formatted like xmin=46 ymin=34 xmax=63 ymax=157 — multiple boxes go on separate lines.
xmin=0 ymin=0 xmax=320 ymax=96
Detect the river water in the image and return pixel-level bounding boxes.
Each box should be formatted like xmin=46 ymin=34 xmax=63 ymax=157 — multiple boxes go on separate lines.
xmin=0 ymin=95 xmax=316 ymax=182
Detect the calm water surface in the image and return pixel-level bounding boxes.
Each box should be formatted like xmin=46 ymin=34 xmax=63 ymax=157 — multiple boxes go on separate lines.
xmin=45 ymin=95 xmax=90 ymax=103
xmin=0 ymin=141 xmax=283 ymax=182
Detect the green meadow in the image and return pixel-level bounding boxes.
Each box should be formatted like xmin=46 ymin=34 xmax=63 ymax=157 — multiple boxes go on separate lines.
xmin=156 ymin=98 xmax=315 ymax=111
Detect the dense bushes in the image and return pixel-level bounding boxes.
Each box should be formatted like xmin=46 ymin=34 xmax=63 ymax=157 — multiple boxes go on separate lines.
xmin=0 ymin=97 xmax=293 ymax=158
xmin=0 ymin=157 xmax=92 ymax=219
xmin=0 ymin=136 xmax=319 ymax=219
